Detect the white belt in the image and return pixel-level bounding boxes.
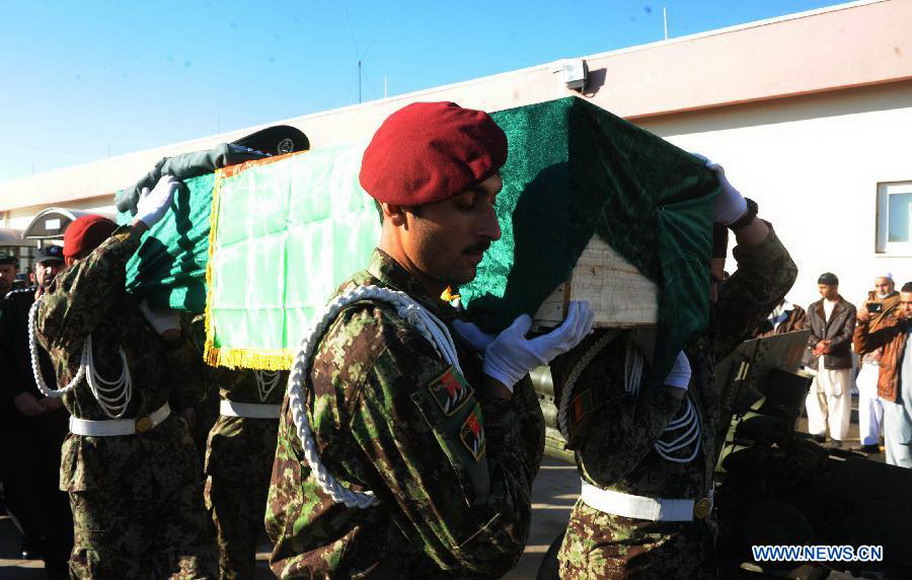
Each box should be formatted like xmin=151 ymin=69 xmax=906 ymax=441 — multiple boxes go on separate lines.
xmin=579 ymin=481 xmax=712 ymax=522
xmin=219 ymin=400 xmax=281 ymax=419
xmin=70 ymin=402 xmax=170 ymax=437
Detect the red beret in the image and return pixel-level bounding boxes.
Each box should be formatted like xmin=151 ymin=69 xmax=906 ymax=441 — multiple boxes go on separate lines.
xmin=359 ymin=102 xmax=508 ymax=205
xmin=63 ymin=215 xmax=118 ymax=259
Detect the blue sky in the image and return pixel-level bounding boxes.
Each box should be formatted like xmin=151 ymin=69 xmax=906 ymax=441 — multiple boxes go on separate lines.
xmin=0 ymin=0 xmax=845 ymax=183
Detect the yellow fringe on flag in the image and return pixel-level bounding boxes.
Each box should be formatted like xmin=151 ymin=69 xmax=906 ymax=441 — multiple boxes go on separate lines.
xmin=202 ymin=166 xmax=225 ymax=368
xmin=204 ymin=346 xmax=293 ymax=371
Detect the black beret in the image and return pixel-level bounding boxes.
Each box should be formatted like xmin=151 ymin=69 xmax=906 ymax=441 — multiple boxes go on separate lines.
xmin=817 ymin=272 xmax=839 ymax=286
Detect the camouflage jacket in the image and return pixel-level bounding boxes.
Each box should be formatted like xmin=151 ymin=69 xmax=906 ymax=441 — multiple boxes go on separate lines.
xmin=267 ymin=249 xmax=545 ymax=579
xmin=211 ymin=367 xmax=285 ymax=405
xmin=554 ymin=227 xmax=797 ymax=501
xmin=189 ymin=315 xmax=285 ymax=406
xmin=35 ymin=225 xmax=206 ymax=421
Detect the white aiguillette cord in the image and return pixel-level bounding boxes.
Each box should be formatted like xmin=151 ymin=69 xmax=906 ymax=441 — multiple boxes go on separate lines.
xmin=29 ymin=297 xmax=133 ymax=419
xmin=625 ymin=343 xmax=701 ymax=463
xmin=287 ymin=285 xmax=461 ymax=509
xmin=558 ymin=331 xmax=701 ymax=464
xmin=255 ymin=369 xmax=282 ymax=403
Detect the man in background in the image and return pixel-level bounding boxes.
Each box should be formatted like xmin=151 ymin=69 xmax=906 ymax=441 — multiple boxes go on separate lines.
xmin=0 ymin=245 xmax=71 ymax=577
xmin=805 ymin=273 xmax=856 ymax=446
xmin=755 ymin=297 xmax=806 ymax=338
xmin=855 ymin=281 xmax=912 ymax=467
xmin=854 ymin=273 xmax=899 ymax=453
xmin=0 ymin=251 xmax=18 ymax=296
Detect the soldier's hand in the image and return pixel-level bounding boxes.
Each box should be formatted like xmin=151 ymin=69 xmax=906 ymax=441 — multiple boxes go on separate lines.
xmin=663 ymin=351 xmax=692 ymax=397
xmin=693 ymin=153 xmax=748 ymax=226
xmin=139 ymin=299 xmax=181 ymax=340
xmin=451 ymin=319 xmax=496 ymax=353
xmin=480 ymin=301 xmax=594 ymax=391
xmin=135 ymin=174 xmax=180 ymax=227
xmin=13 ymin=392 xmax=45 ymax=416
xmin=39 ymin=397 xmax=63 ymax=412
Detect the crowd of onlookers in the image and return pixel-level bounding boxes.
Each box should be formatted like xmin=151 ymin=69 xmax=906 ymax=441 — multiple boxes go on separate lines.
xmin=758 ymin=271 xmax=912 ymax=468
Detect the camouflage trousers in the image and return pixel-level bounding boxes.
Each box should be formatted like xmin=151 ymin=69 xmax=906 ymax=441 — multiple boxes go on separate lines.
xmin=205 ymin=415 xmax=279 ymax=580
xmin=557 ymin=500 xmax=716 ymax=579
xmin=66 ymin=415 xmax=218 ymax=579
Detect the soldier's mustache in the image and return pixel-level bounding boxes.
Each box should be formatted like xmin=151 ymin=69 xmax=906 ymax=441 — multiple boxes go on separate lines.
xmin=464 ymin=240 xmax=491 ymax=255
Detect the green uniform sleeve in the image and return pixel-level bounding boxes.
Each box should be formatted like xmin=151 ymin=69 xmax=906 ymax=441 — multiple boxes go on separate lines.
xmin=714 ymin=226 xmax=798 ymax=361
xmin=549 ymin=332 xmax=684 ymax=485
xmin=347 ymin=316 xmax=537 ymax=576
xmin=36 ymin=225 xmax=143 ymax=351
xmin=162 ymin=330 xmax=210 ymax=408
xmin=579 ymin=390 xmax=682 ymax=483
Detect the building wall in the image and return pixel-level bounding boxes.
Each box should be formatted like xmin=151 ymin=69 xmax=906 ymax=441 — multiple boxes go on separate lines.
xmin=1 ymin=0 xmax=909 ymax=311
xmin=2 ymin=0 xmax=907 ymax=214
xmin=639 ymin=79 xmax=912 ymax=309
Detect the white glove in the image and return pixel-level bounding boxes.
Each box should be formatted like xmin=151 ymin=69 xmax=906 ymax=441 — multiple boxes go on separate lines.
xmin=693 ymin=154 xmax=748 ymax=226
xmin=663 ymin=350 xmax=692 ymax=390
xmin=452 ymin=318 xmax=496 ymax=353
xmin=135 ymin=174 xmax=180 ymax=227
xmin=454 ymin=301 xmax=594 ymax=391
xmin=138 ymin=299 xmax=181 ymax=336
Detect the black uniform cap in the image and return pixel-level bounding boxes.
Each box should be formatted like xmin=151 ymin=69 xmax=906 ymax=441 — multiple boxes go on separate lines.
xmin=35 ymin=245 xmax=64 ymax=264
xmin=0 ymin=252 xmax=18 ymax=267
xmin=817 ymin=272 xmax=839 ymax=286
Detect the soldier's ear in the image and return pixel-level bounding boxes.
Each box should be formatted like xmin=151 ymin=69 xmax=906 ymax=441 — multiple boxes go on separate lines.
xmin=383 ymin=203 xmax=408 ymax=227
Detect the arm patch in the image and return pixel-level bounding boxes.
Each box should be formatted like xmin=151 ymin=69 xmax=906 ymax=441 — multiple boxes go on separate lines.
xmin=427 ymin=366 xmax=474 ymax=416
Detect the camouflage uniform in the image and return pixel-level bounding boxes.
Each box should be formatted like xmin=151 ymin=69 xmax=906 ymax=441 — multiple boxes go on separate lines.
xmin=35 ymin=225 xmax=217 ymax=578
xmin=266 ymin=249 xmax=545 ymax=578
xmin=204 ymin=365 xmax=285 ymax=579
xmin=555 ymin=227 xmax=797 ymax=579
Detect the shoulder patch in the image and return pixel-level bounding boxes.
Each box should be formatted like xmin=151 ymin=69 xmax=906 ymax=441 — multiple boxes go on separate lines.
xmin=459 ymin=403 xmax=486 ymax=461
xmin=426 ymin=366 xmax=473 ymax=416
xmin=570 ymin=388 xmax=596 ymax=425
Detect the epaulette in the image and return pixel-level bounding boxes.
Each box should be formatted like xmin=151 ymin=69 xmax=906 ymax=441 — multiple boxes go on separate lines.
xmin=4 ymin=286 xmax=37 ymax=300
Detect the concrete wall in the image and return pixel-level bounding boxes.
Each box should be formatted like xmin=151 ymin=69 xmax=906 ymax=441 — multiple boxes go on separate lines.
xmin=640 ymin=79 xmax=912 ymax=309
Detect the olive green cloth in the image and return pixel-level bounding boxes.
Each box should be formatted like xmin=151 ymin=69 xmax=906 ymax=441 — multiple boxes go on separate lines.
xmin=461 ymin=97 xmax=718 ymax=385
xmin=119 ymin=172 xmax=215 ymax=312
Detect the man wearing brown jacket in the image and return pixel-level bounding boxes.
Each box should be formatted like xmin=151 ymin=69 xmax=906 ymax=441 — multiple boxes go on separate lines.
xmin=854 ymin=282 xmax=912 ymax=468
xmin=805 ymin=273 xmax=856 ymax=446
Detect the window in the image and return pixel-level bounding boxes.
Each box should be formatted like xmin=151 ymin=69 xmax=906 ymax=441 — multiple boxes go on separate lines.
xmin=876 ymin=181 xmax=912 ymax=254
